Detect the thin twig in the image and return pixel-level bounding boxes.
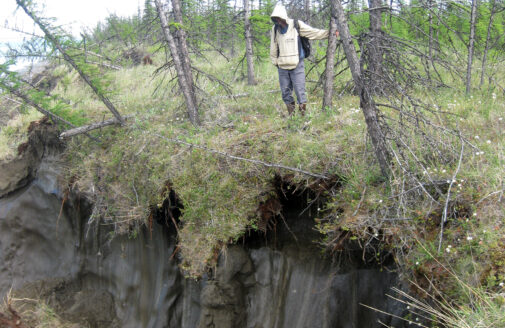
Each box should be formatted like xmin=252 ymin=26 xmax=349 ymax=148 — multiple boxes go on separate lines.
xmin=1 ymin=96 xmax=23 ymax=105
xmin=212 ymin=89 xmax=278 ymax=100
xmin=152 ymin=133 xmax=329 ymax=180
xmin=476 ymin=189 xmax=504 ymax=205
xmin=438 ymin=134 xmax=465 ymax=253
xmin=352 ymin=186 xmax=367 ymax=216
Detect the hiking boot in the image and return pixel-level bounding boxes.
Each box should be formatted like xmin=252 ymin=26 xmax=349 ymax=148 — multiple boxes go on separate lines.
xmin=299 ymin=103 xmax=306 ymax=116
xmin=286 ymin=102 xmax=296 ymax=116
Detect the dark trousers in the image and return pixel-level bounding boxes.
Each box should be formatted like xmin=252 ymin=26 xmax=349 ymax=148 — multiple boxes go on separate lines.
xmin=277 ymin=60 xmax=307 ymax=104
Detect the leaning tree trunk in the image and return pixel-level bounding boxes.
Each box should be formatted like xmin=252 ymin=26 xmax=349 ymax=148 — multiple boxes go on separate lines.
xmin=466 ymin=0 xmax=478 ymax=94
xmin=480 ymin=0 xmax=497 ymax=88
xmin=15 ymin=0 xmax=125 ymax=125
xmin=322 ymin=1 xmax=338 ymax=110
xmin=244 ymin=0 xmax=257 ymax=85
xmin=334 ymin=0 xmax=390 ymax=177
xmin=155 ymin=0 xmax=200 ymax=125
xmin=172 ymin=0 xmax=198 ymax=108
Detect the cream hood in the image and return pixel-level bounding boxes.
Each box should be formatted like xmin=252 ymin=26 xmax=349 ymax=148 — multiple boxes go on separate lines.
xmin=271 ymin=3 xmax=288 ymax=21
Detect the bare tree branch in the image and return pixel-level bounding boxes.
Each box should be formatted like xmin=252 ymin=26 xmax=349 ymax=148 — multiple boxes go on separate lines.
xmin=153 ymin=133 xmax=330 ymax=180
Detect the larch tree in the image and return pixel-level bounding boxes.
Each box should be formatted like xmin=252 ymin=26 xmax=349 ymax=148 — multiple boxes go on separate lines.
xmin=322 ymin=0 xmax=339 ymax=110
xmin=367 ymin=0 xmax=384 ymax=95
xmin=333 ymin=0 xmax=390 ymax=177
xmin=244 ymin=0 xmax=257 ymax=85
xmin=172 ymin=0 xmax=198 ymax=108
xmin=154 ymin=0 xmax=200 ymax=126
xmin=15 ymin=0 xmax=126 ymax=126
xmin=466 ymin=0 xmax=478 ymax=94
xmin=480 ymin=0 xmax=502 ymax=88
xmin=305 ymin=0 xmax=311 ymax=22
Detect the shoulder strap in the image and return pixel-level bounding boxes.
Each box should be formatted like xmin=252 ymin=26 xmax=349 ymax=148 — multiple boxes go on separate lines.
xmin=294 ymin=19 xmax=300 ymax=34
xmin=274 ymin=25 xmax=279 ymax=58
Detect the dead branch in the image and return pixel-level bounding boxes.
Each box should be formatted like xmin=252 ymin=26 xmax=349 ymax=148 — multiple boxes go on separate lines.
xmin=212 ymin=89 xmax=278 ymax=100
xmin=438 ymin=134 xmax=464 ymax=253
xmin=1 ymin=96 xmax=23 ymax=106
xmin=192 ymin=66 xmax=233 ymax=96
xmin=60 ymin=115 xmax=132 ymax=138
xmin=86 ymin=61 xmax=121 ymax=70
xmin=153 ymin=133 xmax=329 ymax=180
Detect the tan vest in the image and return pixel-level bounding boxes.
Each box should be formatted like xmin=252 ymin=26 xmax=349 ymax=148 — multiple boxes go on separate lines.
xmin=270 ymin=19 xmax=300 ymax=70
xmin=270 ymin=19 xmax=329 ymax=70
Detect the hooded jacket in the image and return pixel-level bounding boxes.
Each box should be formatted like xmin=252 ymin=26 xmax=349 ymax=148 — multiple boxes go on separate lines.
xmin=270 ymin=4 xmax=329 ymax=70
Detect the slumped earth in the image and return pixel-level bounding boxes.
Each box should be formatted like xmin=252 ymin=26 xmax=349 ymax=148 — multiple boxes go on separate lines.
xmin=0 ymin=123 xmax=407 ymax=327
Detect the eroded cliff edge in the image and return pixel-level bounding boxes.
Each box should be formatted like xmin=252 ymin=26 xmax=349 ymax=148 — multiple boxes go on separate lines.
xmin=0 ymin=122 xmax=407 ymax=328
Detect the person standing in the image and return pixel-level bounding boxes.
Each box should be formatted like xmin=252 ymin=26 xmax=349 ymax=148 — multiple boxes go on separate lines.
xmin=270 ymin=3 xmax=338 ymax=116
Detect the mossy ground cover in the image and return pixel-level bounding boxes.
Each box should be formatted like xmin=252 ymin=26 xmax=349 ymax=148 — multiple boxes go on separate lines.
xmin=1 ymin=53 xmax=504 ymax=312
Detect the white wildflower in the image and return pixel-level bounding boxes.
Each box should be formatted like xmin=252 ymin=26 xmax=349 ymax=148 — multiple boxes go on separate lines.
xmin=487 ymin=140 xmax=491 ymax=144
xmin=499 ymin=282 xmax=504 ymax=287
xmin=474 ymin=135 xmax=480 ymax=140
xmin=467 ymin=236 xmax=473 ymax=241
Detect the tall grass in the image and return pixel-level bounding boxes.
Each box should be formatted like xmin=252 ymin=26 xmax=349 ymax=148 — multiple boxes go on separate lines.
xmin=364 ymin=243 xmax=505 ymax=328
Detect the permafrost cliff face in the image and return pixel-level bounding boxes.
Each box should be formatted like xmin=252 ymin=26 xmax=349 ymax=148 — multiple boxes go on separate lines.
xmin=0 ymin=123 xmax=407 ymax=327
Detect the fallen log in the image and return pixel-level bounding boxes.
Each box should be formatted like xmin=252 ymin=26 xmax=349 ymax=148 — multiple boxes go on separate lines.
xmin=59 ymin=116 xmax=130 ymax=139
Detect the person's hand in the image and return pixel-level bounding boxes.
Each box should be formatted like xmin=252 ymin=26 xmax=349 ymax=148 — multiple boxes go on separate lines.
xmin=335 ymin=30 xmax=339 ymax=38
